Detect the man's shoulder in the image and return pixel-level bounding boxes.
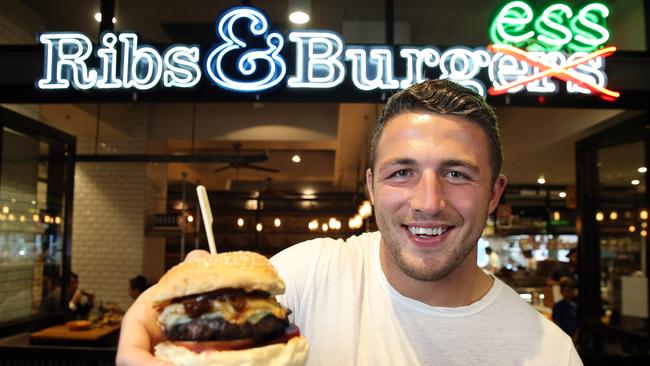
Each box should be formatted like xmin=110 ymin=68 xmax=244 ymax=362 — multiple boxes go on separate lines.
xmin=495 ymin=280 xmax=574 ymax=342
xmin=271 ymin=231 xmax=380 ymax=262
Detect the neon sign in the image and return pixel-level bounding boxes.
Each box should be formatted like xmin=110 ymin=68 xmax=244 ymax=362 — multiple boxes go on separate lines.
xmin=37 ymin=4 xmax=618 ymax=101
xmin=489 ymin=1 xmax=610 ymax=52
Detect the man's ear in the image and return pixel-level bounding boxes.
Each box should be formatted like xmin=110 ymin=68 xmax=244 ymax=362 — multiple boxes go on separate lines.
xmin=488 ymin=174 xmax=507 ymax=213
xmin=366 ymin=168 xmax=375 ymax=204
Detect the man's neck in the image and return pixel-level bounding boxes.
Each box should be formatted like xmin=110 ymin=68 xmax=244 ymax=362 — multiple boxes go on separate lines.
xmin=379 ymin=243 xmax=494 ymax=307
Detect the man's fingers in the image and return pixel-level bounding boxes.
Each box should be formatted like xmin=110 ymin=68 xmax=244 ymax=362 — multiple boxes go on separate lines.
xmin=185 ymin=249 xmax=211 ymax=262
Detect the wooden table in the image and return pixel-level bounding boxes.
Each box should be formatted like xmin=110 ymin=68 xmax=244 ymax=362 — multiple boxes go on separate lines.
xmin=30 ymin=323 xmax=121 ymax=346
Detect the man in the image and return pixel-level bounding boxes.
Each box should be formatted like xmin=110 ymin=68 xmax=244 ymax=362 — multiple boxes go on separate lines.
xmin=116 ymin=80 xmax=581 ymax=365
xmin=548 ymin=248 xmax=579 ymax=286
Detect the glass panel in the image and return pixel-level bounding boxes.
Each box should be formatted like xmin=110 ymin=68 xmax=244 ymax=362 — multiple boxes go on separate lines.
xmin=0 ymin=127 xmax=68 ymax=323
xmin=597 ymin=141 xmax=648 ymax=329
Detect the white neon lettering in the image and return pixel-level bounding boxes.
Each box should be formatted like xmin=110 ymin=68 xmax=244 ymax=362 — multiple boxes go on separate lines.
xmin=488 ymin=53 xmax=529 ymax=93
xmin=119 ymin=33 xmax=162 ymax=90
xmin=399 ymin=48 xmax=440 ymax=89
xmin=536 ymin=4 xmax=573 ymax=48
xmin=38 ymin=33 xmax=97 ymax=90
xmin=96 ymin=33 xmax=122 ymax=88
xmin=574 ymin=3 xmax=610 ymax=47
xmin=163 ymin=46 xmax=201 ymax=88
xmin=205 ymin=7 xmax=286 ymax=92
xmin=287 ymin=32 xmax=345 ymax=88
xmin=439 ymin=47 xmax=489 ymax=96
xmin=566 ymin=53 xmax=606 ymax=94
xmin=345 ymin=48 xmax=399 ymax=91
xmin=525 ymin=52 xmax=561 ymax=93
xmin=496 ymin=1 xmax=535 ymax=44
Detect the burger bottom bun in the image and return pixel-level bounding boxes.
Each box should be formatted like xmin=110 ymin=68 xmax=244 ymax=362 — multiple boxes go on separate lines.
xmin=154 ymin=336 xmax=309 ymax=366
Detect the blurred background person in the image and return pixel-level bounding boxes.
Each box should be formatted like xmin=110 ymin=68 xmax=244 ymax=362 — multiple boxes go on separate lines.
xmin=552 ymin=279 xmax=578 ymax=344
xmin=485 ymin=247 xmax=501 ymax=273
xmin=41 ymin=272 xmax=95 ymax=320
xmin=523 ymin=249 xmax=537 ymax=273
xmin=128 ymin=275 xmax=150 ymax=300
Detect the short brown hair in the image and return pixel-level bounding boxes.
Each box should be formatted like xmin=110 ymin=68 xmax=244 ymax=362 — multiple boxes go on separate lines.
xmin=369 ymin=79 xmax=503 ymax=183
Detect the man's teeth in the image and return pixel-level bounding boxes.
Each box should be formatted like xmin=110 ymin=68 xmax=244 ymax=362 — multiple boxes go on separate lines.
xmin=408 ymin=226 xmax=449 ymax=236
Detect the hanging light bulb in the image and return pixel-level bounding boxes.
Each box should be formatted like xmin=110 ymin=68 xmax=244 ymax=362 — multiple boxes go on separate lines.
xmin=308 ymin=219 xmax=318 ymax=231
xmin=187 ymin=215 xmax=194 ymax=223
xmin=291 ymin=154 xmax=301 ymax=163
xmin=237 ymin=218 xmax=245 ymax=227
xmin=256 ymin=222 xmax=263 ymax=232
xmin=609 ymin=211 xmax=618 ymax=220
xmin=595 ymin=212 xmax=604 ymax=221
xmin=321 ymin=223 xmax=329 ymax=232
xmin=274 ymin=218 xmax=282 ymax=227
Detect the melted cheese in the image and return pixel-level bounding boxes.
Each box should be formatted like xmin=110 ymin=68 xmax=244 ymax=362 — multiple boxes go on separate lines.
xmin=159 ymin=297 xmax=287 ymax=329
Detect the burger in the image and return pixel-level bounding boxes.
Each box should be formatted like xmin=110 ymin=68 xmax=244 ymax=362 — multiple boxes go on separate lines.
xmin=152 ymin=251 xmax=308 ymax=366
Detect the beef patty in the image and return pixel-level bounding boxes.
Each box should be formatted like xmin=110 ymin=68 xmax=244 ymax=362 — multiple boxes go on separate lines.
xmin=165 ymin=314 xmax=288 ymax=341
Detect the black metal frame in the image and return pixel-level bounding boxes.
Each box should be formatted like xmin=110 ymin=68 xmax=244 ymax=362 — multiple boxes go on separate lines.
xmin=575 ymin=111 xmax=650 ymax=355
xmin=0 ymin=106 xmax=76 ymax=336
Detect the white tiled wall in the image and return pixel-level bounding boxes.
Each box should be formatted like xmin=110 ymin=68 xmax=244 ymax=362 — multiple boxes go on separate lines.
xmin=72 ymin=105 xmax=167 ymax=311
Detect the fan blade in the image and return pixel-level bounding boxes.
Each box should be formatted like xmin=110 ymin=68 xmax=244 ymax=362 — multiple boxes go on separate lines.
xmin=241 ymin=164 xmax=280 ymax=173
xmin=212 ymin=165 xmax=232 ymax=173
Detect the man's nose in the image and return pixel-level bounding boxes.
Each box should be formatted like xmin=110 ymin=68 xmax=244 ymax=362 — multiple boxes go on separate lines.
xmin=409 ymin=170 xmax=445 ymax=214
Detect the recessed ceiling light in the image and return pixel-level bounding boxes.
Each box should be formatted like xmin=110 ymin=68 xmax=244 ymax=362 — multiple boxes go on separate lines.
xmin=638 ymin=167 xmax=647 ymax=173
xmin=537 ymin=175 xmax=546 ymax=184
xmin=559 ymin=192 xmax=566 ymax=198
xmin=631 ymin=179 xmax=640 ymax=185
xmin=289 ymin=11 xmax=310 ymax=24
xmin=291 ymin=154 xmax=301 ymax=163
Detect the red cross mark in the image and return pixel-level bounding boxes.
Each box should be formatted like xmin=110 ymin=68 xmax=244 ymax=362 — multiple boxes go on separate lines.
xmin=487 ymin=44 xmax=620 ymax=101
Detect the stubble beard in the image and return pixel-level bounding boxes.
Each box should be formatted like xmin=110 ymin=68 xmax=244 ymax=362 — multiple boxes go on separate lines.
xmin=378 ymin=213 xmax=478 ymax=282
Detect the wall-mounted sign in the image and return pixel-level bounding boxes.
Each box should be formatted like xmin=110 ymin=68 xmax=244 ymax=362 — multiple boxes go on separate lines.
xmin=37 ymin=3 xmax=618 ymax=101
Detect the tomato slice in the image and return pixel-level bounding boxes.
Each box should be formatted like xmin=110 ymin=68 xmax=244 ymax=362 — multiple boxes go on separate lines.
xmin=175 ymin=324 xmax=302 ymax=353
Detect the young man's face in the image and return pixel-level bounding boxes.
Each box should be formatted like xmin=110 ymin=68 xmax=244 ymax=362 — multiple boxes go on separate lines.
xmin=367 ymin=112 xmax=506 ymax=281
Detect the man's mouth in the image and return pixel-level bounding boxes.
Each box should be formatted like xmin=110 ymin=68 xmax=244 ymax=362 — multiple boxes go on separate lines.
xmin=407 ymin=225 xmax=451 ymax=239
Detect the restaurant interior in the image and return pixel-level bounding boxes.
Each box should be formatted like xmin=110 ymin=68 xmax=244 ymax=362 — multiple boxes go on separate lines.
xmin=0 ymin=0 xmax=648 ymax=364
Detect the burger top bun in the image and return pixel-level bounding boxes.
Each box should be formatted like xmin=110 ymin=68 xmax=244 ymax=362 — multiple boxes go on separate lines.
xmin=152 ymin=251 xmax=286 ymax=304
xmin=154 ymin=335 xmax=309 ymax=366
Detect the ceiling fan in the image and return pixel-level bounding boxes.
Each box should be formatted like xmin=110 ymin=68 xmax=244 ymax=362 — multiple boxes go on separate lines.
xmin=212 ymin=143 xmax=279 ymax=174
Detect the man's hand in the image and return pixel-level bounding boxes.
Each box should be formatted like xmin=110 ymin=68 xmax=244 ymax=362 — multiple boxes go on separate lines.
xmin=115 ymin=250 xmax=210 ymax=366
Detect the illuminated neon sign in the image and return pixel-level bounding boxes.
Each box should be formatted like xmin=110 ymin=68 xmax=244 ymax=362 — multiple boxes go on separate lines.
xmin=489 ymin=1 xmax=610 ymax=52
xmin=37 ymin=4 xmax=618 ymax=101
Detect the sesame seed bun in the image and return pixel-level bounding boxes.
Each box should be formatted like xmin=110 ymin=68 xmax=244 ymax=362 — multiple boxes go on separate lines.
xmin=152 ymin=251 xmax=286 ymax=305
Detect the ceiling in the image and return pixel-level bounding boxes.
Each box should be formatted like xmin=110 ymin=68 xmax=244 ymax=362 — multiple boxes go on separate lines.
xmin=19 ymin=0 xmax=649 ymax=192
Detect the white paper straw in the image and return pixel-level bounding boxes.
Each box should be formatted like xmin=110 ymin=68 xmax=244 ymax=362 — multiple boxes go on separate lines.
xmin=196 ymin=185 xmax=217 ymax=254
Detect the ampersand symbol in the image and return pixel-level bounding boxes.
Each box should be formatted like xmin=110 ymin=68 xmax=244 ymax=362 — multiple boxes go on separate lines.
xmin=205 ymin=7 xmax=286 ymax=92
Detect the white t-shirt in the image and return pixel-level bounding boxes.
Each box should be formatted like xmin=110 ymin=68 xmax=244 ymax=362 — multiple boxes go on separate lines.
xmin=271 ymin=232 xmax=582 ymax=366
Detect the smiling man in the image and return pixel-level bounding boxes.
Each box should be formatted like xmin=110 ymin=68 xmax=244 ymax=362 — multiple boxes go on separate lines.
xmin=116 ymin=80 xmax=582 ymax=366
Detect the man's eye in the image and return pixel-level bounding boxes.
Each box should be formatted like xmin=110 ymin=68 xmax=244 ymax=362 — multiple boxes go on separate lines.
xmin=392 ymin=169 xmax=409 ymax=178
xmin=446 ymin=171 xmax=466 ymax=179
